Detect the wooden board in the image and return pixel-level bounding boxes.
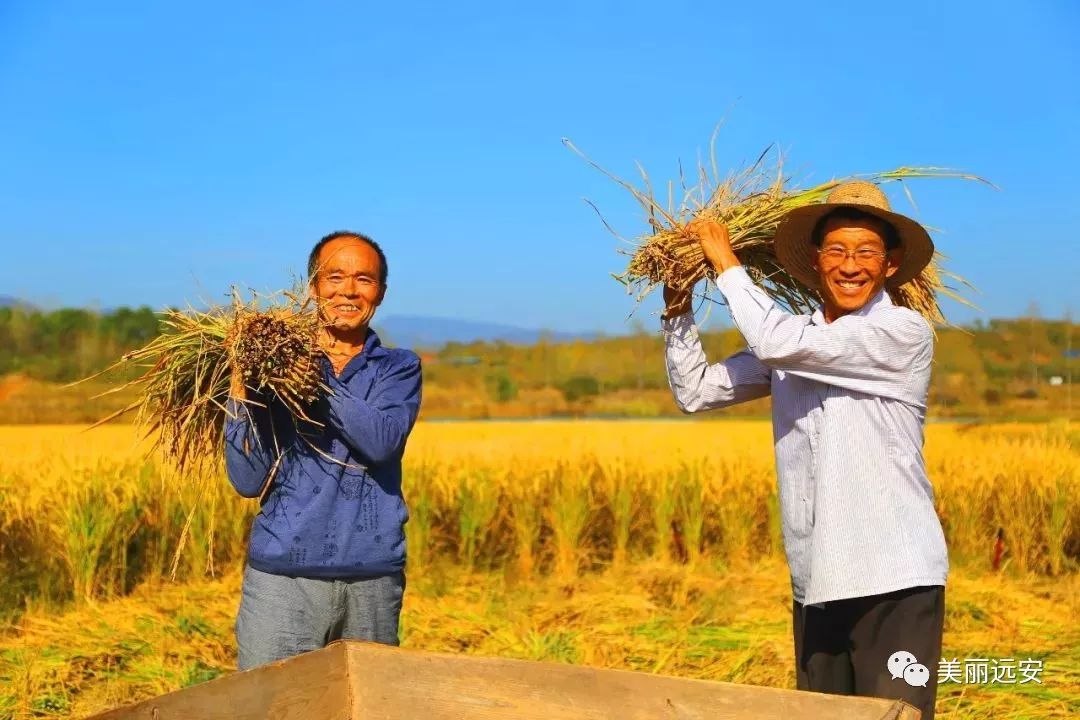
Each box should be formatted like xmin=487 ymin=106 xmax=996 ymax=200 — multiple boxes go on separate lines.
xmin=342 ymin=642 xmax=919 ymax=720
xmin=89 ymin=640 xmax=919 ymax=720
xmin=86 ymin=643 xmax=351 ymax=720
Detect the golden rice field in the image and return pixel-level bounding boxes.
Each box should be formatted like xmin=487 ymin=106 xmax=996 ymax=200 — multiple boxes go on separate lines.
xmin=0 ymin=420 xmax=1078 ymax=719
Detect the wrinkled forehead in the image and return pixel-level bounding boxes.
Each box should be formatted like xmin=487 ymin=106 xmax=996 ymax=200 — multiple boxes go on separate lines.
xmin=315 ymin=237 xmax=381 ymax=274
xmin=820 ymin=217 xmax=889 ymax=248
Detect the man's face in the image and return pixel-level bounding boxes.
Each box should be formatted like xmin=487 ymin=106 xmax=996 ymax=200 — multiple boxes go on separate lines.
xmin=812 ymin=217 xmax=902 ymax=317
xmin=310 ymin=237 xmax=385 ymax=333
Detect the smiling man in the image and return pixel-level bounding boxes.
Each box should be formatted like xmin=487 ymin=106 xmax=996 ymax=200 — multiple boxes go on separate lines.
xmin=662 ymin=183 xmax=947 ymax=718
xmin=224 ymin=230 xmax=422 ymax=670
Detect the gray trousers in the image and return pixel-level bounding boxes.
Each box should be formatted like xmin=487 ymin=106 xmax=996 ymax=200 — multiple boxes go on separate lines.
xmin=236 ymin=564 xmax=405 ymax=670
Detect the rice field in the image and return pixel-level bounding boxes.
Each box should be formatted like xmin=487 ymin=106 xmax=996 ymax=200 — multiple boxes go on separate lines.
xmin=0 ymin=420 xmax=1077 ymax=718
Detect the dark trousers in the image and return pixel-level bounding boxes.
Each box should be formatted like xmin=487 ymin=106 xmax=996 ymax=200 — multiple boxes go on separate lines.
xmin=793 ymin=585 xmax=945 ymax=720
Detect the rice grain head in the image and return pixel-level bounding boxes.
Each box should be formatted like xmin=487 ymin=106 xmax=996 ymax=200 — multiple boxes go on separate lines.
xmin=79 ymin=289 xmax=328 ymax=477
xmin=566 ymin=137 xmax=990 ymax=324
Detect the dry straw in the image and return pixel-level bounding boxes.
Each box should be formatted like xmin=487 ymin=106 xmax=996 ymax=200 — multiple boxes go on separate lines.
xmin=563 ymin=132 xmax=992 ymax=324
xmin=74 ymin=289 xmax=326 ymax=477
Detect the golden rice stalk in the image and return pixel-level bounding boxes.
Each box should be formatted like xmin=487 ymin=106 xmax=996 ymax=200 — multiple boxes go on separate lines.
xmin=75 ymin=290 xmax=326 ymax=476
xmin=564 ymin=136 xmax=990 ymax=323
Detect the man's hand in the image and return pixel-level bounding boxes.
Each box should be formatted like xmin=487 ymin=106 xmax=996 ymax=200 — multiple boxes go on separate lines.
xmin=661 ymin=284 xmax=692 ymax=320
xmin=687 ymin=218 xmax=740 ymax=274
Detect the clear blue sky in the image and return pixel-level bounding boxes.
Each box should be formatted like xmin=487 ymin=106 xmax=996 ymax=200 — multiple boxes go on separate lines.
xmin=1 ymin=1 xmax=1077 ymax=333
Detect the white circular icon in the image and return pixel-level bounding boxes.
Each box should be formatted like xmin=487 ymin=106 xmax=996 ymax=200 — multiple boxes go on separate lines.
xmin=887 ymin=650 xmax=918 ymax=680
xmin=903 ymin=663 xmax=931 ymax=687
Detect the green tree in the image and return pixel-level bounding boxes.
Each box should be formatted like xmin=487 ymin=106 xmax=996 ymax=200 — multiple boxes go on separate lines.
xmin=560 ymin=375 xmax=600 ymax=403
xmin=486 ymin=371 xmax=518 ymax=403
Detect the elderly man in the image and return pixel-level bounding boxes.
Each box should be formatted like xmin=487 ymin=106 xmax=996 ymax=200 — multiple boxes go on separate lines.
xmin=225 ymin=230 xmax=422 ymax=670
xmin=662 ymin=182 xmax=947 ymax=718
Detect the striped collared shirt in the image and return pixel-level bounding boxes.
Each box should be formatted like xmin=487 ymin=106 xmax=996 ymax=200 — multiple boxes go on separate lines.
xmin=663 ymin=266 xmax=948 ymax=605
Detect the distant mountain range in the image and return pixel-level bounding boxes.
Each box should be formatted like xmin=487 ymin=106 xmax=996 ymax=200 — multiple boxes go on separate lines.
xmin=374 ymin=315 xmax=596 ymax=348
xmin=0 ymin=295 xmax=34 ymax=310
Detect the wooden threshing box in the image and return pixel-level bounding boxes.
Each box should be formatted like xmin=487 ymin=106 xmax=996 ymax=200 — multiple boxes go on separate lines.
xmin=88 ymin=641 xmax=919 ymax=719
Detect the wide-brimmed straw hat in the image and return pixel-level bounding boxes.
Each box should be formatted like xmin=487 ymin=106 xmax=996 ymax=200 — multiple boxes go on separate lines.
xmin=773 ymin=181 xmax=934 ymax=291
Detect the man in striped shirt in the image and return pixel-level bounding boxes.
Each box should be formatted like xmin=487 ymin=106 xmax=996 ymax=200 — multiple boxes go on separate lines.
xmin=662 ymin=182 xmax=948 ymax=719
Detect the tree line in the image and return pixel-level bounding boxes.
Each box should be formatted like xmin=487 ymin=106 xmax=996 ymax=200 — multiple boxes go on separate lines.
xmin=0 ymin=305 xmax=1074 ymax=417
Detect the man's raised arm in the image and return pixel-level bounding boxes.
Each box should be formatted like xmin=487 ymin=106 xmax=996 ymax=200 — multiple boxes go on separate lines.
xmin=716 ymin=266 xmax=932 ymax=406
xmin=662 ymin=285 xmax=771 ymax=413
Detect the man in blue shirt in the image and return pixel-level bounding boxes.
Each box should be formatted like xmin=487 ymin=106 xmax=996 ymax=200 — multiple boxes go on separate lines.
xmin=225 ymin=230 xmax=422 ymax=670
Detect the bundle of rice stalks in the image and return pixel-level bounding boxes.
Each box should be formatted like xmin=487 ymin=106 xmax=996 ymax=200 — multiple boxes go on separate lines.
xmin=229 ymin=310 xmax=322 ymax=411
xmin=564 ymin=135 xmax=990 ymax=324
xmin=80 ymin=290 xmax=326 ymax=476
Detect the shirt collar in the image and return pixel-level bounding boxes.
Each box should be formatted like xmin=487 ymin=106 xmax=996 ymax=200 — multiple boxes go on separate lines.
xmin=325 ymin=327 xmax=389 ymax=383
xmin=811 ymin=289 xmax=893 ymax=325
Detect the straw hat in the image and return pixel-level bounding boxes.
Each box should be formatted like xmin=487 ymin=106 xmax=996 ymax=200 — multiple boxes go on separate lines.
xmin=773 ymin=181 xmax=934 ymax=290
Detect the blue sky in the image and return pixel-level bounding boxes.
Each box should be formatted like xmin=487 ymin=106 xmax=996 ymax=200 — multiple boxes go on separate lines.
xmin=1 ymin=1 xmax=1077 ymax=333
